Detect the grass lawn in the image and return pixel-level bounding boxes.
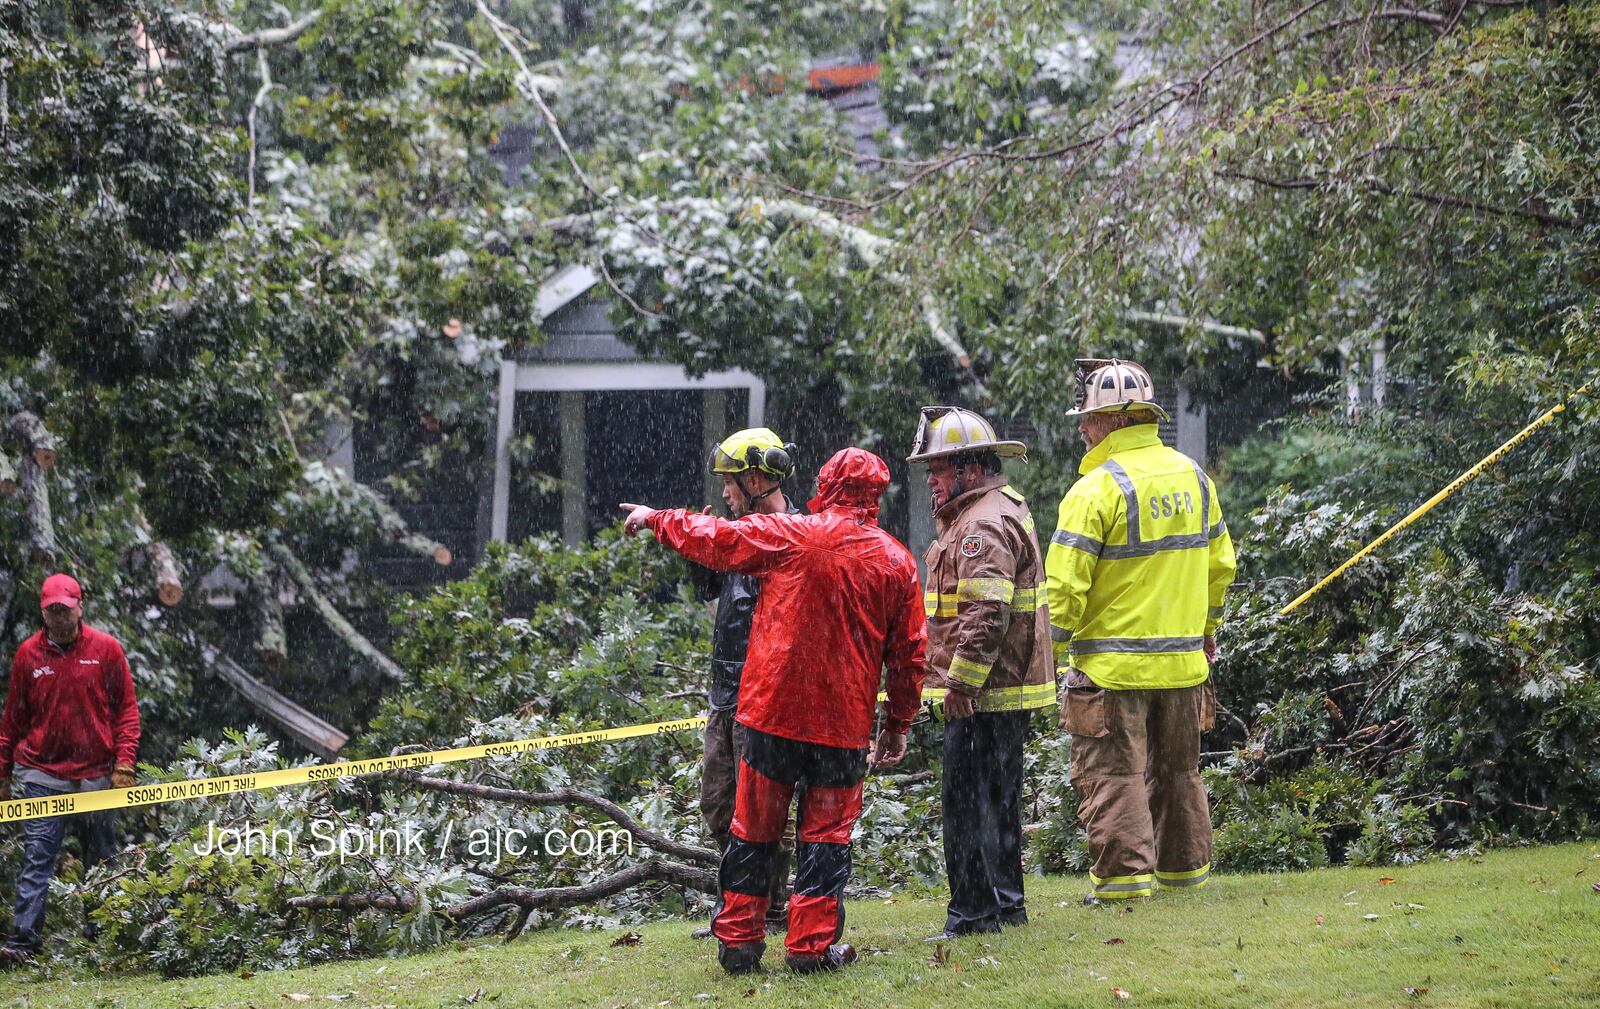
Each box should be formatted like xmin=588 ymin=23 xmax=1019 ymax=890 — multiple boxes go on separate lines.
xmin=4 ymin=843 xmax=1598 ymax=1009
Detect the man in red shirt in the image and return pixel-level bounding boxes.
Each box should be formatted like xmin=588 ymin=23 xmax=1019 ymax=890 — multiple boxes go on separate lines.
xmin=0 ymin=574 xmax=140 ymax=965
xmin=621 ymin=447 xmax=926 ymax=975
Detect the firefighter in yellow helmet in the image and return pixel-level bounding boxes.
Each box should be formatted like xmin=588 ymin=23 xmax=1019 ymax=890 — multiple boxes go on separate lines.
xmin=908 ymin=407 xmax=1055 ymax=937
xmin=1045 ymin=360 xmax=1236 ymax=902
xmin=696 ymin=428 xmax=800 ymax=938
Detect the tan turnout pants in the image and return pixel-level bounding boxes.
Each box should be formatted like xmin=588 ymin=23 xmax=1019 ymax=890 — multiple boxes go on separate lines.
xmin=1063 ymin=680 xmax=1215 ymax=898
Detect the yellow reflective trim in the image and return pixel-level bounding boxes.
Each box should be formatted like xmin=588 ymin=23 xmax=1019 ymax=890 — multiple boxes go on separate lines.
xmin=1052 ymin=639 xmax=1072 ymax=662
xmin=974 ymin=680 xmax=1057 ymax=712
xmin=1022 ymin=515 xmax=1036 ymax=535
xmin=1001 ymin=484 xmax=1026 ymax=503
xmin=1010 ymin=586 xmax=1041 ymax=612
xmin=1089 ymin=871 xmax=1154 ymax=898
xmin=923 ymin=593 xmax=958 ymax=618
xmin=956 ymin=578 xmax=1015 ymax=603
xmin=1154 ymin=863 xmax=1211 ymax=881
xmin=947 ymin=655 xmax=994 ymax=687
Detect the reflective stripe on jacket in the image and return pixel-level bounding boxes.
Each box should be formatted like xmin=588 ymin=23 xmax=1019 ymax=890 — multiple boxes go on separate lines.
xmin=1044 ymin=425 xmax=1236 ymax=690
xmin=923 ymin=481 xmax=1057 ymax=712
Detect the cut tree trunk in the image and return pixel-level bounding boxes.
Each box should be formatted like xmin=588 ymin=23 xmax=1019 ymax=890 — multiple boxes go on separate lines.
xmin=0 ymin=454 xmax=16 ymax=495
xmin=358 ymin=479 xmax=452 ymax=566
xmin=150 ymin=541 xmax=183 ymax=606
xmin=10 ymin=412 xmax=58 ymax=469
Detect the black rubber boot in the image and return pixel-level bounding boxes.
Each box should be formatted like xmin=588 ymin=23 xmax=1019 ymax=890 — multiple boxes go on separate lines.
xmin=785 ymin=943 xmax=857 ymax=974
xmin=717 ymin=940 xmax=766 ymax=975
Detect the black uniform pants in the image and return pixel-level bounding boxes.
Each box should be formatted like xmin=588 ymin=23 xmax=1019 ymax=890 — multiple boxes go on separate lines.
xmin=942 ymin=710 xmax=1030 ymax=932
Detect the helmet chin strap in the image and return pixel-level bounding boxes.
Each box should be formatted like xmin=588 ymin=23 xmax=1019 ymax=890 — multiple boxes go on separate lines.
xmin=735 ymin=474 xmax=780 ymax=509
xmin=931 ymin=467 xmax=968 ymax=515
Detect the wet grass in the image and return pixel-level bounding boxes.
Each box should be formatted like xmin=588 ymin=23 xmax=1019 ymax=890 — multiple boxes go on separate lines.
xmin=5 ymin=842 xmax=1598 ymax=1009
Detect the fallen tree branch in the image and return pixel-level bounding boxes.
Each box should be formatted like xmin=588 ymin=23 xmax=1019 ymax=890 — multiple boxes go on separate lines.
xmin=286 ymin=858 xmax=716 ymax=918
xmin=223 ymin=10 xmax=322 ymax=55
xmin=149 ymin=540 xmax=183 ymax=606
xmin=1219 ymin=171 xmax=1583 ymax=229
xmin=1124 ymin=310 xmax=1268 ymax=345
xmin=319 ymin=468 xmax=452 ymax=565
xmin=267 ymin=543 xmax=407 ymax=681
xmin=365 ymin=488 xmax=452 ymax=566
xmin=134 ymin=510 xmax=183 ymax=606
xmin=247 ymin=560 xmax=287 ymax=668
xmin=10 ymin=411 xmax=57 ymax=468
xmin=475 ymin=0 xmax=598 ymax=202
xmin=19 ymin=456 xmax=56 ymax=563
xmin=392 ymin=771 xmax=718 ymax=867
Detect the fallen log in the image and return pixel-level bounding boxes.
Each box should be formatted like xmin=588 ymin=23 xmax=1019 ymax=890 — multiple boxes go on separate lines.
xmin=149 ymin=540 xmax=183 ymax=606
xmin=9 ymin=411 xmax=58 ymax=469
xmin=206 ymin=648 xmax=349 ymax=757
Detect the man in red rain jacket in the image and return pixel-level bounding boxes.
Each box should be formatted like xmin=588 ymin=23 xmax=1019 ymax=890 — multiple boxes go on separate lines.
xmin=621 ymin=447 xmax=926 ymax=975
xmin=0 ymin=574 xmax=140 ymax=965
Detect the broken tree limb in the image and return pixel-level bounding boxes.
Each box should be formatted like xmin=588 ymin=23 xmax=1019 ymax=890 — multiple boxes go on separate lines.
xmin=1124 ymin=310 xmax=1268 ymax=344
xmin=19 ymin=456 xmax=56 ymax=563
xmin=310 ymin=466 xmax=453 ymax=565
xmin=223 ymin=10 xmax=322 ymax=54
xmin=553 ymin=196 xmax=988 ymax=399
xmin=391 ymin=771 xmax=719 ymax=867
xmin=206 ymin=647 xmax=349 ymax=757
xmin=10 ymin=411 xmax=58 ymax=468
xmin=134 ymin=511 xmax=183 ymax=605
xmin=286 ymin=858 xmax=717 ymax=918
xmin=245 ymin=558 xmax=287 ymax=668
xmin=150 ymin=541 xmax=183 ymax=606
xmin=363 ymin=483 xmax=453 ymax=565
xmin=266 ymin=542 xmax=407 ymax=681
xmin=0 ymin=454 xmax=15 ymax=495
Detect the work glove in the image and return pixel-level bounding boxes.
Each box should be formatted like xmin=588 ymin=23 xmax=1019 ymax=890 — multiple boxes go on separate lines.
xmin=111 ymin=765 xmax=136 ymax=789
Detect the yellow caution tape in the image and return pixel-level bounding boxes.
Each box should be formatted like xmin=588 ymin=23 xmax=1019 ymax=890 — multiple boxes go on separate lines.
xmin=0 ymin=691 xmax=948 ymax=824
xmin=1280 ymin=378 xmax=1594 ymax=616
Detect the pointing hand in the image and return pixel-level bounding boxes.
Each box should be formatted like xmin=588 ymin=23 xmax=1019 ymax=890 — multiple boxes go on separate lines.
xmin=618 ymin=503 xmax=657 ymax=537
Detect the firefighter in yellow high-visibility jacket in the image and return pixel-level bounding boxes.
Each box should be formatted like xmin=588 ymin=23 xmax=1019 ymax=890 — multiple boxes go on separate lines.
xmin=1045 ymin=359 xmax=1236 ymax=902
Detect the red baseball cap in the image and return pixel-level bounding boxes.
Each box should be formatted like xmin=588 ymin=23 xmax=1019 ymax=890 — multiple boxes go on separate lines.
xmin=40 ymin=573 xmax=82 ymax=610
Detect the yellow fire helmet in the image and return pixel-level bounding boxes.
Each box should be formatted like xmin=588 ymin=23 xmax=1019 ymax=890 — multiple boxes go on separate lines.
xmin=1066 ymin=358 xmax=1171 ymax=421
xmin=709 ymin=427 xmax=797 ymax=480
xmin=906 ymin=406 xmax=1029 ymax=464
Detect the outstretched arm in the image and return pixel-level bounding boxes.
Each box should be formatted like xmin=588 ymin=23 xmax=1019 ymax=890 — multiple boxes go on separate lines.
xmin=619 ymin=503 xmax=792 ymax=575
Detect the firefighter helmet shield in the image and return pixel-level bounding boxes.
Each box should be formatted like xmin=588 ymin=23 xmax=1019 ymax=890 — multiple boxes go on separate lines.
xmin=1066 ymin=359 xmax=1171 ymax=421
xmin=906 ymin=406 xmax=1029 ymax=464
xmin=709 ymin=428 xmax=797 ymax=480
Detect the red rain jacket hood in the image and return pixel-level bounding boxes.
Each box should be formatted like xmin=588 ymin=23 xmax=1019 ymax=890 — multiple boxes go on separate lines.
xmin=808 ymin=447 xmax=890 ymax=522
xmin=648 ymin=448 xmax=926 ymax=748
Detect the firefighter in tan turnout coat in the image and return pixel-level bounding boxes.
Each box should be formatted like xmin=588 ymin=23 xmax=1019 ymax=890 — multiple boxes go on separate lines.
xmin=909 ymin=407 xmax=1056 ymax=937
